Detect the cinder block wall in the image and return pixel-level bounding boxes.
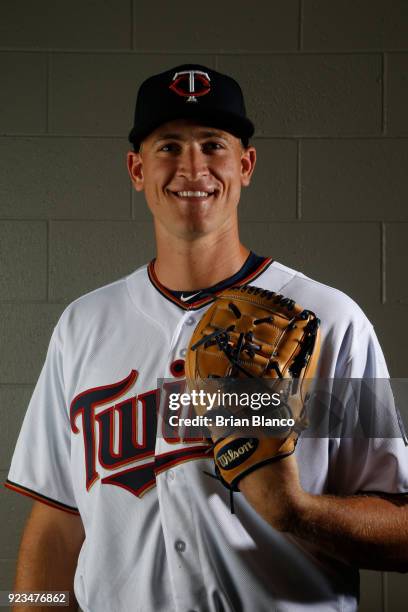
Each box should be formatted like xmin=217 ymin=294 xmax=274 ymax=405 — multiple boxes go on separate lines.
xmin=1 ymin=1 xmax=407 ymax=610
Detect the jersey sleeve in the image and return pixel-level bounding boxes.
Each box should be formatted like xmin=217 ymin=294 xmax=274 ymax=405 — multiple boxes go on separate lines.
xmin=329 ymin=321 xmax=408 ymax=496
xmin=5 ymin=323 xmax=79 ymax=514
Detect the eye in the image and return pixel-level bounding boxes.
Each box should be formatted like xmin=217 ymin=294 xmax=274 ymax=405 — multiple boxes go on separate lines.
xmin=202 ymin=141 xmax=224 ymax=152
xmin=158 ymin=143 xmax=180 ymax=153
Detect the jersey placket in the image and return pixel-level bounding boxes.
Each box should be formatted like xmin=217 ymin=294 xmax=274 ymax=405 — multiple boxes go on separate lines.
xmin=155 ymin=310 xmax=209 ymax=610
xmin=156 ymin=464 xmax=210 ymax=612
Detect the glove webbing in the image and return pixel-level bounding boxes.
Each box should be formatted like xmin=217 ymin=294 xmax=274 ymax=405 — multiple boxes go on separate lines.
xmin=191 ymin=301 xmax=290 ymax=379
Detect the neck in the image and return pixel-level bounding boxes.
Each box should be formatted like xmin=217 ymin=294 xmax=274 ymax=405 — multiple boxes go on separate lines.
xmin=153 ymin=225 xmax=250 ymax=291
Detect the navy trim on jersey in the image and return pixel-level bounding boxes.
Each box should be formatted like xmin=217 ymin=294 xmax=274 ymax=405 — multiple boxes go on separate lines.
xmin=4 ymin=479 xmax=80 ymax=515
xmin=147 ymin=252 xmax=273 ymax=310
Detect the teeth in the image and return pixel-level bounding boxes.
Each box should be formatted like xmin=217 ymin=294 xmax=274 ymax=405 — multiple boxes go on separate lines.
xmin=176 ymin=191 xmax=211 ymax=197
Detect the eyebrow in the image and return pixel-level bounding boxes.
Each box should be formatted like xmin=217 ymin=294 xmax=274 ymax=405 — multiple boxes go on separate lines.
xmin=153 ymin=130 xmax=229 ymax=143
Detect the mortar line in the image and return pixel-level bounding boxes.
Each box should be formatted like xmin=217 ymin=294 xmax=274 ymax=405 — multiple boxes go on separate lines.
xmin=130 ymin=0 xmax=134 ymax=50
xmin=298 ymin=0 xmax=304 ymax=51
xmin=130 ymin=185 xmax=134 ymax=219
xmin=4 ymin=133 xmax=408 ymax=140
xmin=0 ymin=300 xmax=67 ymax=304
xmin=0 ymin=217 xmax=151 ymax=222
xmin=381 ymin=222 xmax=386 ymax=304
xmin=382 ymin=52 xmax=388 ymax=135
xmin=0 ymin=217 xmax=387 ymax=224
xmin=296 ymin=140 xmax=302 ymax=219
xmin=46 ymin=220 xmax=50 ymax=302
xmin=382 ymin=572 xmax=388 ymax=612
xmin=0 ymin=383 xmax=35 ymax=388
xmin=0 ymin=48 xmax=396 ymax=56
xmin=46 ymin=52 xmax=50 ymax=133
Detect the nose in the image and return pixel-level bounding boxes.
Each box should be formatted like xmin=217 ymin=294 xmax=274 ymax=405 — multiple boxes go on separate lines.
xmin=176 ymin=144 xmax=209 ymax=180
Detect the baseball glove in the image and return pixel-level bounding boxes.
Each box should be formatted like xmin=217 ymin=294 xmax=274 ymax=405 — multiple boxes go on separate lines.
xmin=185 ymin=285 xmax=321 ymax=492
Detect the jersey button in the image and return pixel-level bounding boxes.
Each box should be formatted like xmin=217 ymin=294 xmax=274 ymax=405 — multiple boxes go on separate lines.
xmin=180 ymin=348 xmax=187 ymax=357
xmin=170 ymin=359 xmax=185 ymax=377
xmin=174 ymin=539 xmax=186 ymax=553
xmin=185 ymin=316 xmax=195 ymax=326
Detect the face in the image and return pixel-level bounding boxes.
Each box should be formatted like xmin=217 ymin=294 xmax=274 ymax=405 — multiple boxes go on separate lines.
xmin=127 ymin=119 xmax=256 ymax=241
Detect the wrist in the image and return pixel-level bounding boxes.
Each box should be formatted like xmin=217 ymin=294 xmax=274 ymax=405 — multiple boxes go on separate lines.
xmin=238 ymin=458 xmax=311 ymax=532
xmin=279 ymin=489 xmax=315 ymax=533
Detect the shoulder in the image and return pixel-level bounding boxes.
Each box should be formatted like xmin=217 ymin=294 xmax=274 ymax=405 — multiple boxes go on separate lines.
xmin=257 ymin=260 xmax=370 ymax=333
xmin=255 ymin=260 xmax=387 ymax=376
xmin=55 ymin=264 xmax=149 ymax=342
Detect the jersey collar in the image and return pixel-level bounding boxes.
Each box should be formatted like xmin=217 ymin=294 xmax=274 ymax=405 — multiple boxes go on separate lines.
xmin=147 ymin=256 xmax=273 ymax=311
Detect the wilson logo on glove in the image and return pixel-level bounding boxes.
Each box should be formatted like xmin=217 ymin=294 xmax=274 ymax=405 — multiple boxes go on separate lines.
xmin=216 ymin=438 xmax=259 ymax=470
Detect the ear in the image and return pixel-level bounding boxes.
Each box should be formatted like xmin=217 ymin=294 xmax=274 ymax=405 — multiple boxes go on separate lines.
xmin=127 ymin=151 xmax=144 ymax=192
xmin=240 ymin=146 xmax=257 ymax=187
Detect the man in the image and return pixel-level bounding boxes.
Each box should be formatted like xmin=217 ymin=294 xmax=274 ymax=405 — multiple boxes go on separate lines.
xmin=6 ymin=64 xmax=408 ymax=612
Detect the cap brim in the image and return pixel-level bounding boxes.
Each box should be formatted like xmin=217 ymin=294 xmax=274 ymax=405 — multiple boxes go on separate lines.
xmin=128 ymin=108 xmax=254 ymax=148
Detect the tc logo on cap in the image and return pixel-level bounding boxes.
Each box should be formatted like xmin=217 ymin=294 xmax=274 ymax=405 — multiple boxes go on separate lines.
xmin=169 ymin=70 xmax=211 ymax=103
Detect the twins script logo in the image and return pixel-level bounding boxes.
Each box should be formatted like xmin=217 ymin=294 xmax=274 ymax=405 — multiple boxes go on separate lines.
xmin=169 ymin=70 xmax=211 ymax=103
xmin=70 ymin=370 xmax=208 ymax=498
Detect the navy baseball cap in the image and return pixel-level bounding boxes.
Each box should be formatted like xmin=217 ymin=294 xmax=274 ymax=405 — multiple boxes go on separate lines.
xmin=128 ymin=64 xmax=255 ymax=150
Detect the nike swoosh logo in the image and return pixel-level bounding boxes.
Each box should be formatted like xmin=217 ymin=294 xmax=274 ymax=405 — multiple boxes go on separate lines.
xmin=180 ymin=292 xmax=201 ymax=302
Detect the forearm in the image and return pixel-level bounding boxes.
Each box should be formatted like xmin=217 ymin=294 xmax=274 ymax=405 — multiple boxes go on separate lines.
xmin=14 ymin=529 xmax=78 ymax=611
xmin=13 ymin=504 xmax=83 ymax=612
xmin=288 ymin=492 xmax=408 ymax=572
xmin=239 ymin=461 xmax=408 ymax=572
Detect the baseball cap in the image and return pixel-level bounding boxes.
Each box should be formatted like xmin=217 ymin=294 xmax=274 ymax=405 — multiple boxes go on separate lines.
xmin=128 ymin=64 xmax=255 ymax=150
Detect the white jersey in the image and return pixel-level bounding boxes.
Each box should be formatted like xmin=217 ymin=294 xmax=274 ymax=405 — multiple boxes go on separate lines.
xmin=7 ymin=259 xmax=408 ymax=612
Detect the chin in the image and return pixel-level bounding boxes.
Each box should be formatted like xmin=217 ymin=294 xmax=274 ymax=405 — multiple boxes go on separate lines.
xmin=175 ymin=219 xmax=217 ymax=240
xmin=177 ymin=211 xmax=217 ymax=234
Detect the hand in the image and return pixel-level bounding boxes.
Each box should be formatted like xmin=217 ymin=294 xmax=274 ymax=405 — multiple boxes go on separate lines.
xmin=238 ymin=453 xmax=310 ymax=531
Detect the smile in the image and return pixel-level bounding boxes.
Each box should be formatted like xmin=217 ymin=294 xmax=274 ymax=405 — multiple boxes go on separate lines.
xmin=174 ymin=191 xmax=215 ymax=198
